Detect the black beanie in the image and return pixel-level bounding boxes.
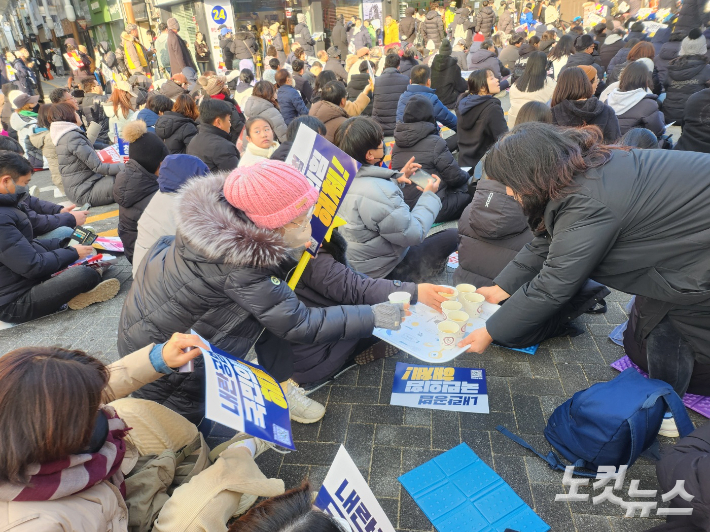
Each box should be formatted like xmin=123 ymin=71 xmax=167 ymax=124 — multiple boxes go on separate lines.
xmin=123 ymin=120 xmax=169 ymax=173
xmin=439 ymin=38 xmax=452 ymax=56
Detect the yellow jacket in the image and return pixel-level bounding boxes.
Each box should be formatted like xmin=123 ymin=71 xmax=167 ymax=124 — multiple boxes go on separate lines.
xmin=384 ymin=20 xmax=400 ymax=44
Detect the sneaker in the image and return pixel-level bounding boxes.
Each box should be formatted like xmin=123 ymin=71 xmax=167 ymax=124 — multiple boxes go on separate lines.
xmin=67 ymin=278 xmax=120 ymax=310
xmin=659 ymin=414 xmax=679 ymax=438
xmin=286 ymin=379 xmax=325 ymax=424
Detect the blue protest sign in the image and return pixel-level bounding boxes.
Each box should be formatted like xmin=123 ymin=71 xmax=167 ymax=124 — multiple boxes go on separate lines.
xmin=285 ymin=125 xmax=360 ymax=256
xmin=390 ymin=362 xmax=489 ymax=414
xmin=198 ymin=334 xmax=295 ymax=450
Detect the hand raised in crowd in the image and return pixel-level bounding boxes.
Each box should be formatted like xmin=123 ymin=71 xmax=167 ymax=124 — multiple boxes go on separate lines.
xmin=74 ymin=245 xmax=95 ymax=260
xmin=423 ymin=174 xmax=441 ymax=194
xmin=399 ymin=156 xmax=421 ymax=180
xmin=161 ymin=332 xmax=208 ymax=369
xmin=364 ymin=78 xmax=374 ymax=94
xmin=477 ymin=284 xmax=510 ymax=304
xmin=458 ymin=326 xmax=494 ymax=353
xmin=417 ymin=284 xmax=454 ymax=312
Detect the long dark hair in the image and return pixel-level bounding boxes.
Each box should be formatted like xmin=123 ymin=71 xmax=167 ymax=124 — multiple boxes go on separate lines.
xmin=313 ymin=70 xmax=337 ymax=95
xmin=551 ymin=67 xmax=593 ymax=106
xmin=515 ymin=101 xmax=552 ymax=126
xmin=515 ymin=51 xmax=549 ymax=92
xmin=0 ymin=346 xmax=110 ymax=484
xmin=465 ymin=69 xmax=492 ymax=96
xmin=483 ymin=123 xmax=615 ymax=233
xmin=619 ymin=61 xmax=651 ymax=92
xmin=548 ymin=34 xmax=574 ymax=61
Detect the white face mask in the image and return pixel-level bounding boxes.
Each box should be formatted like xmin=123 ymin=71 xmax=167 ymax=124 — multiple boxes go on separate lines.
xmin=281 ymin=206 xmax=314 ymax=249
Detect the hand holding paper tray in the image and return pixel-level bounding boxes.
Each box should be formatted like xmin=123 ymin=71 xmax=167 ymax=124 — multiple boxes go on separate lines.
xmin=196 ymin=332 xmax=296 ymax=450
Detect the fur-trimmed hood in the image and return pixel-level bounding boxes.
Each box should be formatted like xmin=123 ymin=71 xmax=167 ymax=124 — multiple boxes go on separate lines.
xmin=173 ymin=171 xmax=292 ymax=269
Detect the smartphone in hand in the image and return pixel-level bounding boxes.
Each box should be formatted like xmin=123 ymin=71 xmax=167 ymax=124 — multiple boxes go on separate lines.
xmin=409 ymin=169 xmax=432 ymax=189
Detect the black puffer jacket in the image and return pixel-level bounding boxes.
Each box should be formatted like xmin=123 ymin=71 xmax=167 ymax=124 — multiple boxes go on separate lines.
xmin=186 ymin=123 xmax=240 ymax=172
xmin=346 ymin=73 xmax=374 ymax=116
xmin=599 ymin=36 xmax=625 ymax=70
xmin=551 ymin=97 xmax=621 ymax=143
xmin=675 ymin=88 xmax=710 ymax=153
xmin=675 ymin=0 xmax=701 ymax=32
xmin=230 ymin=31 xmax=258 ymax=61
xmin=113 ymin=160 xmax=159 ymax=263
xmin=430 ymin=54 xmax=468 ymax=108
xmin=371 ymin=67 xmax=410 ymax=136
xmin=422 ymin=9 xmax=445 ymax=47
xmin=663 ymin=55 xmax=710 ymax=124
xmin=456 ymin=93 xmax=508 ymax=168
xmin=19 ymin=195 xmax=75 ymax=237
xmin=607 ymin=62 xmax=662 ymax=94
xmin=118 ymin=172 xmax=377 ymax=422
xmin=292 ymin=232 xmax=417 ymax=384
xmin=561 ymin=52 xmax=604 ymax=81
xmin=606 ymin=91 xmax=665 ymax=137
xmin=0 ymin=191 xmax=78 ymax=308
xmin=391 ymin=96 xmax=470 ymax=222
xmin=220 ymin=36 xmax=234 ymax=68
xmin=475 ymin=6 xmax=497 ymax=37
xmin=400 ymin=8 xmax=417 ymax=43
xmin=655 ymin=40 xmax=681 ymax=86
xmin=331 ymin=19 xmax=349 ymax=54
xmin=324 ymin=57 xmax=348 ymax=82
xmin=454 ymin=179 xmax=532 ymax=288
xmin=155 ymin=111 xmax=198 ymax=154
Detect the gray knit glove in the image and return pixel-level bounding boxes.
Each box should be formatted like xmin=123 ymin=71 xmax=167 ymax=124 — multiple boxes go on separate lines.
xmin=372 ymin=303 xmax=405 ymax=330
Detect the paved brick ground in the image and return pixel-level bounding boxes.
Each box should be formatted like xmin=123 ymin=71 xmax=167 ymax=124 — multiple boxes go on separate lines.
xmin=0 ymin=78 xmax=703 ymax=531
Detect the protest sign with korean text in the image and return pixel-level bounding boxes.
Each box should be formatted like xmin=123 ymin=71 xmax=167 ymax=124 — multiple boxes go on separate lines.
xmin=390 ymin=362 xmax=489 ymax=414
xmin=285 ymin=125 xmax=360 ymax=256
xmin=315 ymin=445 xmax=396 ymax=532
xmin=199 ymin=334 xmax=295 ymax=450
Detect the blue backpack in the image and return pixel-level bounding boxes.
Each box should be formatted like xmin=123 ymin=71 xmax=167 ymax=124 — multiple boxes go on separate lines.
xmin=498 ymin=369 xmax=695 ymax=477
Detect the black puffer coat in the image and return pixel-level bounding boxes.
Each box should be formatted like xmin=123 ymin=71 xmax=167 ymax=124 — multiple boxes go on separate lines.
xmin=371 ymin=67 xmax=410 ymax=136
xmin=118 ymin=171 xmax=377 ymax=422
xmin=400 ymin=8 xmax=417 ymax=43
xmin=186 ymin=123 xmax=240 ymax=172
xmin=663 ymin=55 xmax=710 ymax=124
xmin=551 ymin=97 xmax=621 ymax=143
xmin=422 ymin=9 xmax=445 ymax=47
xmin=606 ymin=91 xmax=665 ymax=136
xmin=456 ymin=93 xmax=508 ymax=168
xmin=655 ymin=40 xmax=681 ymax=86
xmin=599 ymin=36 xmax=625 ymax=70
xmin=391 ymin=96 xmax=470 ymax=223
xmin=19 ymin=195 xmax=75 ymax=237
xmin=155 ymin=111 xmax=198 ymax=154
xmin=220 ymin=36 xmax=234 ymax=69
xmin=675 ymin=0 xmax=701 ymax=33
xmin=561 ymin=52 xmax=604 ymax=81
xmin=475 ymin=6 xmax=497 ymax=37
xmin=292 ymin=232 xmax=417 ymax=384
xmin=331 ymin=19 xmax=349 ymax=54
xmin=113 ymin=160 xmax=159 ymax=263
xmin=346 ymin=73 xmax=374 ymax=116
xmin=607 ymin=61 xmax=662 ymax=94
xmin=0 ymin=191 xmax=78 ymax=307
xmin=454 ymin=179 xmax=532 ymax=288
xmin=675 ymin=88 xmax=710 ymax=153
xmin=430 ymin=54 xmax=468 ymax=108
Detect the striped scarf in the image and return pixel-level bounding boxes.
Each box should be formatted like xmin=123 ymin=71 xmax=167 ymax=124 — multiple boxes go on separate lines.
xmin=0 ymin=406 xmax=130 ymax=501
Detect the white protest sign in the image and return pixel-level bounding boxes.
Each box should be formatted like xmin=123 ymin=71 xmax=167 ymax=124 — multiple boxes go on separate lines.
xmin=315 ymin=446 xmax=396 ymax=532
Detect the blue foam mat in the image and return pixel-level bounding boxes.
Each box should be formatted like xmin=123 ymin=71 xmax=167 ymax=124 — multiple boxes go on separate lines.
xmin=398 ymin=443 xmax=550 ymax=532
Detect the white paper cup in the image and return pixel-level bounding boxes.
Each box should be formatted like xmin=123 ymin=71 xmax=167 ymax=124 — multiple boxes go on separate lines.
xmin=437 ymin=320 xmax=459 ymax=349
xmin=447 ymin=310 xmax=470 ymax=338
xmin=388 ymin=291 xmax=412 ymax=305
xmin=441 ymin=300 xmax=463 ymax=318
xmin=438 ymin=287 xmax=459 ymax=301
xmin=455 ymin=283 xmax=477 ymax=297
xmin=462 ymin=293 xmax=485 ymax=317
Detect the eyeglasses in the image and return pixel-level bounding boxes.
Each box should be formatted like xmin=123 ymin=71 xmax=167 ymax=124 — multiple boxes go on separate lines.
xmin=285 ymin=206 xmax=315 ymax=230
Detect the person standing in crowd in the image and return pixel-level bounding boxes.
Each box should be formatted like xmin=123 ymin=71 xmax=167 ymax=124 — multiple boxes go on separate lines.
xmin=238 ymin=117 xmax=279 ymax=166
xmin=187 ymin=99 xmax=240 ymax=172
xmin=458 ymin=124 xmax=710 ymax=430
xmin=431 ymin=39 xmax=468 ymax=109
xmin=194 ymin=32 xmax=210 ymax=73
xmin=243 ymin=81 xmax=288 ymax=142
xmin=324 ymin=47 xmax=348 ymax=82
xmin=397 ymin=65 xmax=458 ymax=131
xmin=545 ymin=0 xmax=560 ymax=26
xmin=384 ymin=15 xmax=399 ymax=46
xmin=119 ymin=160 xmax=407 ymax=425
xmin=52 ymin=51 xmax=64 ymax=77
xmin=449 ymin=6 xmax=474 ymax=47
xmin=11 ymin=51 xmax=35 ymax=97
xmin=332 ymin=15 xmax=349 ymax=55
xmin=364 ymin=19 xmax=377 ymax=47
xmin=423 ymin=2 xmax=445 ymax=48
xmin=295 ymin=13 xmax=316 ymax=58
xmin=269 ymin=23 xmax=287 ymax=64
xmin=675 ymin=87 xmax=710 ymax=153
xmin=400 ymin=7 xmax=417 ymax=44
xmin=456 ymin=69 xmax=508 ymax=169
xmin=508 ymin=51 xmax=557 ymax=126
xmin=275 ymin=69 xmax=309 ymax=126
xmin=475 ymin=0 xmax=497 ymax=38
xmin=233 ymin=26 xmax=259 ymax=73
xmin=335 ymin=116 xmax=457 ymax=283
xmin=220 ymin=27 xmax=235 ymax=70
xmin=167 ymin=18 xmax=197 ymax=75
xmin=663 ymin=28 xmax=710 ymax=125
xmin=498 ymin=1 xmax=514 ymax=34
xmin=604 ymin=61 xmax=665 ymax=137
xmin=350 ymin=18 xmax=372 ymax=51
xmin=154 ymin=22 xmax=170 ymax=76
xmin=0 ymin=152 xmax=120 ymax=323
xmin=551 ymin=67 xmax=620 ymax=143
xmin=113 ymin=120 xmax=170 ymax=263
xmin=371 ymin=53 xmax=410 ymax=136
xmin=9 ymin=91 xmax=39 ymax=166
xmin=391 ymin=96 xmax=471 ymax=222
xmin=270 ymin=115 xmax=326 ymax=162
xmin=122 ymin=24 xmax=149 ymax=75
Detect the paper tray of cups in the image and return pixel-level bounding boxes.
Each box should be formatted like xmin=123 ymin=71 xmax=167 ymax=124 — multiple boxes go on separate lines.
xmin=373 ymin=301 xmax=500 ymax=364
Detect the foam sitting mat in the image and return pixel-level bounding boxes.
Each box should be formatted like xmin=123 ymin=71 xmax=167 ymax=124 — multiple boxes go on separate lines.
xmin=611 ymin=356 xmax=710 ymax=419
xmin=398 ymin=443 xmax=550 ymax=532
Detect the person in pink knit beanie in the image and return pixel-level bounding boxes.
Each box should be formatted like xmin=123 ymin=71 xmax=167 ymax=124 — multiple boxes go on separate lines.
xmin=119 ymin=159 xmax=408 ymax=427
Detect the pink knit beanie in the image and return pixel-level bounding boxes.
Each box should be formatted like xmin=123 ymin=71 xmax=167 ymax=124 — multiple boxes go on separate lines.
xmin=223 ymin=160 xmax=319 ymax=229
